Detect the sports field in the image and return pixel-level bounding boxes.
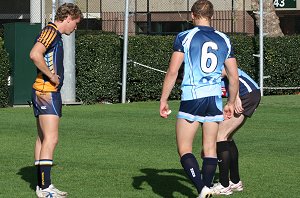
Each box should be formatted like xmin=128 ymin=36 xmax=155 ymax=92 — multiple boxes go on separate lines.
xmin=0 ymin=95 xmax=299 ymax=198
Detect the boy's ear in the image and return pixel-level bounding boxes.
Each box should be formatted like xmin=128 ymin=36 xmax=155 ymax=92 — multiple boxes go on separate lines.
xmin=66 ymin=15 xmax=72 ymax=23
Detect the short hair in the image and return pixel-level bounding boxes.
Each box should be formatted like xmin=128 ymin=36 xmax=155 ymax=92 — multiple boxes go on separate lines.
xmin=55 ymin=3 xmax=83 ymax=22
xmin=191 ymin=0 xmax=214 ymax=20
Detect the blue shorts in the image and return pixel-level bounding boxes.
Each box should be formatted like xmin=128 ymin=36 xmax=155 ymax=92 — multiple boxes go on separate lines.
xmin=177 ymin=96 xmax=223 ymax=123
xmin=32 ymin=89 xmax=62 ymax=117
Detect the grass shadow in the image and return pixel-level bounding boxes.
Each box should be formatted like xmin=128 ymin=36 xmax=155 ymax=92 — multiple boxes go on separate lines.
xmin=17 ymin=166 xmax=37 ymax=191
xmin=132 ymin=168 xmax=197 ymax=198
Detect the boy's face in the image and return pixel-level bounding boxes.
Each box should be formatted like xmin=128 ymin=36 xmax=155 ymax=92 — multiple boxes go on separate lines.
xmin=64 ymin=16 xmax=81 ymax=35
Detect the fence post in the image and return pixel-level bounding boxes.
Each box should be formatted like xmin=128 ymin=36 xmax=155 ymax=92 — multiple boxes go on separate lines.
xmin=147 ymin=0 xmax=151 ymax=34
xmin=59 ymin=0 xmax=78 ymax=104
xmin=121 ymin=0 xmax=129 ymax=103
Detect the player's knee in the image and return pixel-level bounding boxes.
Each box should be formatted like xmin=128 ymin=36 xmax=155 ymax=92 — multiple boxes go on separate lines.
xmin=52 ymin=136 xmax=59 ymax=146
xmin=217 ymin=134 xmax=228 ymax=142
xmin=202 ymin=143 xmax=217 ymax=157
xmin=177 ymin=147 xmax=192 ymax=157
xmin=43 ymin=136 xmax=59 ymax=147
xmin=217 ymin=129 xmax=231 ymax=141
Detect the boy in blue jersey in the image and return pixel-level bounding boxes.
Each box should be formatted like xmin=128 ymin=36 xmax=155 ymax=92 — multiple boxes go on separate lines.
xmin=160 ymin=0 xmax=239 ymax=197
xmin=30 ymin=3 xmax=82 ymax=198
xmin=211 ymin=68 xmax=261 ymax=195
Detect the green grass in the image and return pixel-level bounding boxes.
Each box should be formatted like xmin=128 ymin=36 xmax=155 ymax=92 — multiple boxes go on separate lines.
xmin=0 ymin=95 xmax=299 ymax=197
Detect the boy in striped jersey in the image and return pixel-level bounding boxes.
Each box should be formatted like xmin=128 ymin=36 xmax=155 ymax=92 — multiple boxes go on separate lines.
xmin=160 ymin=0 xmax=239 ymax=197
xmin=212 ymin=68 xmax=261 ymax=195
xmin=30 ymin=3 xmax=82 ymax=198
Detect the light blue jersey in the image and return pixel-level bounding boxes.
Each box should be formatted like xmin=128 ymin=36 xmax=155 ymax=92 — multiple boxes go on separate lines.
xmin=173 ymin=26 xmax=234 ymax=101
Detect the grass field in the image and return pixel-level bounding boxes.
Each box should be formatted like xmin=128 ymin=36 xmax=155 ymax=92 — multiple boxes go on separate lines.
xmin=0 ymin=95 xmax=299 ymax=198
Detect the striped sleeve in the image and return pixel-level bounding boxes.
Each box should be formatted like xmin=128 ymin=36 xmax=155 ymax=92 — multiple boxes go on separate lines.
xmin=37 ymin=26 xmax=57 ymax=49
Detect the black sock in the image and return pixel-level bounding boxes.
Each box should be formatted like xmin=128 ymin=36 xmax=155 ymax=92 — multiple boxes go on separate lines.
xmin=35 ymin=160 xmax=41 ymax=188
xmin=201 ymin=157 xmax=218 ymax=187
xmin=229 ymin=140 xmax=240 ymax=183
xmin=217 ymin=141 xmax=230 ymax=187
xmin=39 ymin=159 xmax=53 ymax=189
xmin=180 ymin=153 xmax=204 ymax=193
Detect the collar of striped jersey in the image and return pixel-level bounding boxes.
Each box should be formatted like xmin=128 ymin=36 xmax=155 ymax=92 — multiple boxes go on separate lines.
xmin=48 ymin=22 xmax=58 ymax=30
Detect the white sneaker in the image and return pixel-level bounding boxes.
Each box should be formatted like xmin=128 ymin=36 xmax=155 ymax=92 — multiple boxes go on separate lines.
xmin=48 ymin=184 xmax=68 ymax=196
xmin=197 ymin=186 xmax=213 ymax=198
xmin=36 ymin=184 xmax=67 ymax=198
xmin=230 ymin=181 xmax=243 ymax=192
xmin=211 ymin=183 xmax=233 ymax=196
xmin=36 ymin=186 xmax=41 ymax=197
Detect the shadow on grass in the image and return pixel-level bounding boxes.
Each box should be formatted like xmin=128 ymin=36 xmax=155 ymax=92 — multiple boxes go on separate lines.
xmin=132 ymin=168 xmax=220 ymax=197
xmin=17 ymin=166 xmax=37 ymax=191
xmin=132 ymin=168 xmax=196 ymax=197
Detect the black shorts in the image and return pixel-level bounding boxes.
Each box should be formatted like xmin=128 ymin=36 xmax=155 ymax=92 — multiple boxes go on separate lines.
xmin=240 ymin=89 xmax=261 ymax=117
xmin=32 ymin=89 xmax=62 ymax=117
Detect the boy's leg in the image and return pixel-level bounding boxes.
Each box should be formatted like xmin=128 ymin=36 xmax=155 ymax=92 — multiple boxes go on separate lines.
xmin=38 ymin=115 xmax=59 ymax=189
xmin=229 ymin=140 xmax=240 ymax=183
xmin=35 ymin=119 xmax=44 ymax=188
xmin=177 ymin=118 xmax=205 ymax=193
xmin=216 ymin=141 xmax=230 ymax=187
xmin=202 ymin=122 xmax=218 ymax=187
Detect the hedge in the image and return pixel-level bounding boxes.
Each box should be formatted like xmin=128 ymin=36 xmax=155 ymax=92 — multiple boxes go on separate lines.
xmin=263 ymin=36 xmax=300 ymax=95
xmin=126 ymin=35 xmax=181 ymax=101
xmin=74 ymin=33 xmax=300 ymax=104
xmin=0 ymin=37 xmax=10 ymax=107
xmin=1 ymin=33 xmax=299 ymax=106
xmin=75 ymin=34 xmax=121 ymax=104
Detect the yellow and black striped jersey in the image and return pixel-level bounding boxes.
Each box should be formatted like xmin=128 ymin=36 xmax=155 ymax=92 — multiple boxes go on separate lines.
xmin=33 ymin=22 xmax=64 ymax=92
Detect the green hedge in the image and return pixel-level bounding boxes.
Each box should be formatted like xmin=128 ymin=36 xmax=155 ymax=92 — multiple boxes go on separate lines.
xmin=74 ymin=33 xmax=300 ymax=104
xmin=230 ymin=35 xmax=258 ymax=79
xmin=75 ymin=34 xmax=121 ymax=104
xmin=1 ymin=33 xmax=299 ymax=106
xmin=232 ymin=35 xmax=300 ymax=95
xmin=75 ymin=34 xmax=180 ymax=104
xmin=127 ymin=35 xmax=181 ymax=101
xmin=0 ymin=37 xmax=10 ymax=107
xmin=263 ymin=36 xmax=300 ymax=95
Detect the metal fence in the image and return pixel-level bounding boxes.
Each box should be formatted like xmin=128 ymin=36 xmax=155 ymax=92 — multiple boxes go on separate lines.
xmin=74 ymin=0 xmax=253 ymax=35
xmin=0 ymin=0 xmax=252 ymax=35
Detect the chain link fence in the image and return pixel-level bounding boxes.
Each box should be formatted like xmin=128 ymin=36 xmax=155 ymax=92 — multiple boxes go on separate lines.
xmin=74 ymin=0 xmax=253 ymax=35
xmin=0 ymin=0 xmax=252 ymax=35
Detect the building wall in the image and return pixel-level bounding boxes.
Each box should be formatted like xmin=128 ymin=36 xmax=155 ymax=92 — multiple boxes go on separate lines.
xmin=0 ymin=0 xmax=30 ymax=19
xmin=1 ymin=0 xmax=299 ymax=35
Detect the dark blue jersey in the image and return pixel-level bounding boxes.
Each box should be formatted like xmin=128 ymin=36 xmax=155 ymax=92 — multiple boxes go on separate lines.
xmin=222 ymin=68 xmax=260 ymax=96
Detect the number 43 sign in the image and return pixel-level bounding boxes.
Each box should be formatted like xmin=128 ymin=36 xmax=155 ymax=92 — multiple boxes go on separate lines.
xmin=273 ymin=0 xmax=296 ymax=8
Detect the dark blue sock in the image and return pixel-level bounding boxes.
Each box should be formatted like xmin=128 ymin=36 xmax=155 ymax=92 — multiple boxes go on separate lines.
xmin=35 ymin=160 xmax=41 ymax=188
xmin=202 ymin=157 xmax=218 ymax=187
xmin=180 ymin=153 xmax=204 ymax=193
xmin=39 ymin=159 xmax=53 ymax=189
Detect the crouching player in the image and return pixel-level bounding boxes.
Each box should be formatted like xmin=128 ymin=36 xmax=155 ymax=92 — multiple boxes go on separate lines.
xmin=212 ymin=68 xmax=261 ymax=195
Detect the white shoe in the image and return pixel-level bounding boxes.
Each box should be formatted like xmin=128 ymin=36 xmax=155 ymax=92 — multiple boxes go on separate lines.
xmin=230 ymin=180 xmax=243 ymax=192
xmin=36 ymin=186 xmax=41 ymax=197
xmin=36 ymin=184 xmax=67 ymax=198
xmin=197 ymin=186 xmax=213 ymax=198
xmin=48 ymin=184 xmax=68 ymax=196
xmin=211 ymin=183 xmax=233 ymax=196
